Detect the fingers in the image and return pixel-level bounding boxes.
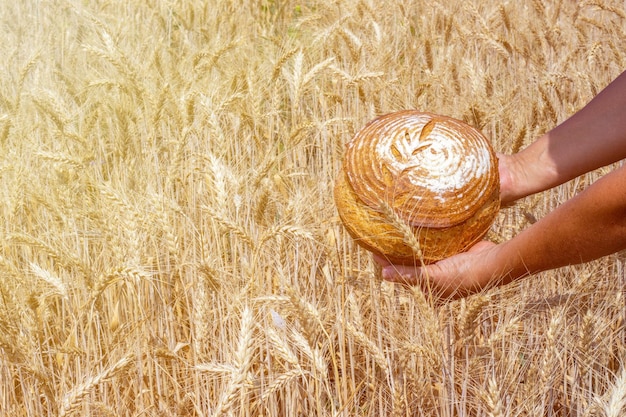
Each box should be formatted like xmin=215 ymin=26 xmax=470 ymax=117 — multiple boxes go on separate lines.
xmin=371 ymin=254 xmax=421 ymax=285
xmin=372 ymin=254 xmax=427 ymax=285
xmin=382 ymin=263 xmax=460 ymax=300
xmin=372 ymin=253 xmax=392 ymax=267
xmin=380 ymin=263 xmax=423 ymax=286
xmin=372 ymin=241 xmax=497 ymax=300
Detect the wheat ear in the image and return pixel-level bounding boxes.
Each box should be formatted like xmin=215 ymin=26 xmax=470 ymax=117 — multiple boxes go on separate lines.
xmin=602 ymin=366 xmax=626 ymax=417
xmin=213 ymin=307 xmax=255 ymax=417
xmin=480 ymin=376 xmax=505 ymax=417
xmin=377 ymin=199 xmax=424 ymax=263
xmin=58 ymin=356 xmax=133 ymax=417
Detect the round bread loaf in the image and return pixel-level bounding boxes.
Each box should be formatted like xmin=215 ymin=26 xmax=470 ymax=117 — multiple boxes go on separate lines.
xmin=334 ymin=110 xmax=500 ymax=265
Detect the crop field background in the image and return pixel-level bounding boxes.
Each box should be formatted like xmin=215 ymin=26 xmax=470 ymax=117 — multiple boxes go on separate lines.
xmin=0 ymin=0 xmax=625 ymax=416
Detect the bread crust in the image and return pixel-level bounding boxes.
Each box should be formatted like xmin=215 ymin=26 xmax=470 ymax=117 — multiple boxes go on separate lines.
xmin=334 ymin=111 xmax=500 ymax=264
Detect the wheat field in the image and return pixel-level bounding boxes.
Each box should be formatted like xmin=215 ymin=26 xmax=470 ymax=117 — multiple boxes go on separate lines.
xmin=0 ymin=0 xmax=625 ymax=415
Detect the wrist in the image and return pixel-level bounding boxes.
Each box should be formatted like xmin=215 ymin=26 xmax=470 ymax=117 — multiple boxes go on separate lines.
xmin=501 ymin=140 xmax=558 ymax=203
xmin=463 ymin=242 xmax=514 ymax=293
xmin=490 ymin=238 xmax=535 ymax=286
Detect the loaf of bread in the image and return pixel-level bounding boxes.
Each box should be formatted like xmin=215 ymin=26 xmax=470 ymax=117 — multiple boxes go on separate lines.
xmin=334 ymin=110 xmax=500 ymax=265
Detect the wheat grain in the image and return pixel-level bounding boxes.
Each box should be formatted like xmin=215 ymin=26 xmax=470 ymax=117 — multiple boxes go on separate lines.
xmin=285 ymin=286 xmax=324 ymax=346
xmin=577 ymin=309 xmax=596 ymax=379
xmin=213 ymin=306 xmax=255 ymax=417
xmin=31 ymin=90 xmax=70 ymax=133
xmin=498 ymin=4 xmax=511 ymax=32
xmin=9 ymin=233 xmax=86 ymax=274
xmin=474 ymin=33 xmax=512 ymax=60
xmin=271 ymin=48 xmax=299 ymax=82
xmin=424 ymin=39 xmax=433 ymax=72
xmin=511 ymin=126 xmax=527 ymax=153
xmin=539 ymin=85 xmax=558 ymax=124
xmin=344 ymin=321 xmax=390 ymax=380
xmin=377 ymin=198 xmax=424 ymax=262
xmin=35 ymin=150 xmax=88 ymax=170
xmin=301 ymin=57 xmax=336 ymax=93
xmin=254 ymin=181 xmax=271 ymax=225
xmin=29 ymin=262 xmax=68 ymax=299
xmin=88 ymin=402 xmax=117 ymax=417
xmin=584 ymin=0 xmax=626 ymax=19
xmin=391 ymin=384 xmax=406 ymax=417
xmin=536 ymin=307 xmax=563 ymax=413
xmin=289 ymin=327 xmax=327 ymax=377
xmin=602 ymin=366 xmax=626 ymax=417
xmin=195 ymin=362 xmax=239 ymax=374
xmin=486 ymin=317 xmax=521 ymax=347
xmin=480 ymin=376 xmax=505 ymax=417
xmin=457 ymin=295 xmax=490 ymax=344
xmin=261 ymin=369 xmax=307 ymax=402
xmin=265 ymin=324 xmax=300 ymax=367
xmin=192 ymin=39 xmax=240 ymax=71
xmin=205 ymin=210 xmax=256 ymax=248
xmin=58 ymin=355 xmax=133 ymax=417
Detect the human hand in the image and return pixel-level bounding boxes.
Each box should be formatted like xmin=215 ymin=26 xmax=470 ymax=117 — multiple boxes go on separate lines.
xmin=370 ymin=153 xmax=527 ymax=299
xmin=374 ymin=241 xmax=503 ymax=299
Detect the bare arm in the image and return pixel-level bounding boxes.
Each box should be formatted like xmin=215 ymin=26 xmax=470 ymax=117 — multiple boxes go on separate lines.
xmin=378 ymin=70 xmax=626 ymax=298
xmin=502 ymin=70 xmax=626 ymax=203
xmin=380 ymin=162 xmax=626 ymax=298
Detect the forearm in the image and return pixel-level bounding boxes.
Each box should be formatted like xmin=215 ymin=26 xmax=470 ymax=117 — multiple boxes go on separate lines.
xmin=380 ymin=164 xmax=626 ymax=297
xmin=492 ymin=163 xmax=626 ymax=285
xmin=382 ymin=71 xmax=626 ymax=297
xmin=508 ymin=70 xmax=626 ymax=201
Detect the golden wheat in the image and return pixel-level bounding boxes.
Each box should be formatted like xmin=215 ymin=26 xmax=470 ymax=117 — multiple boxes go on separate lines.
xmin=58 ymin=356 xmax=133 ymax=417
xmin=0 ymin=0 xmax=624 ymax=415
